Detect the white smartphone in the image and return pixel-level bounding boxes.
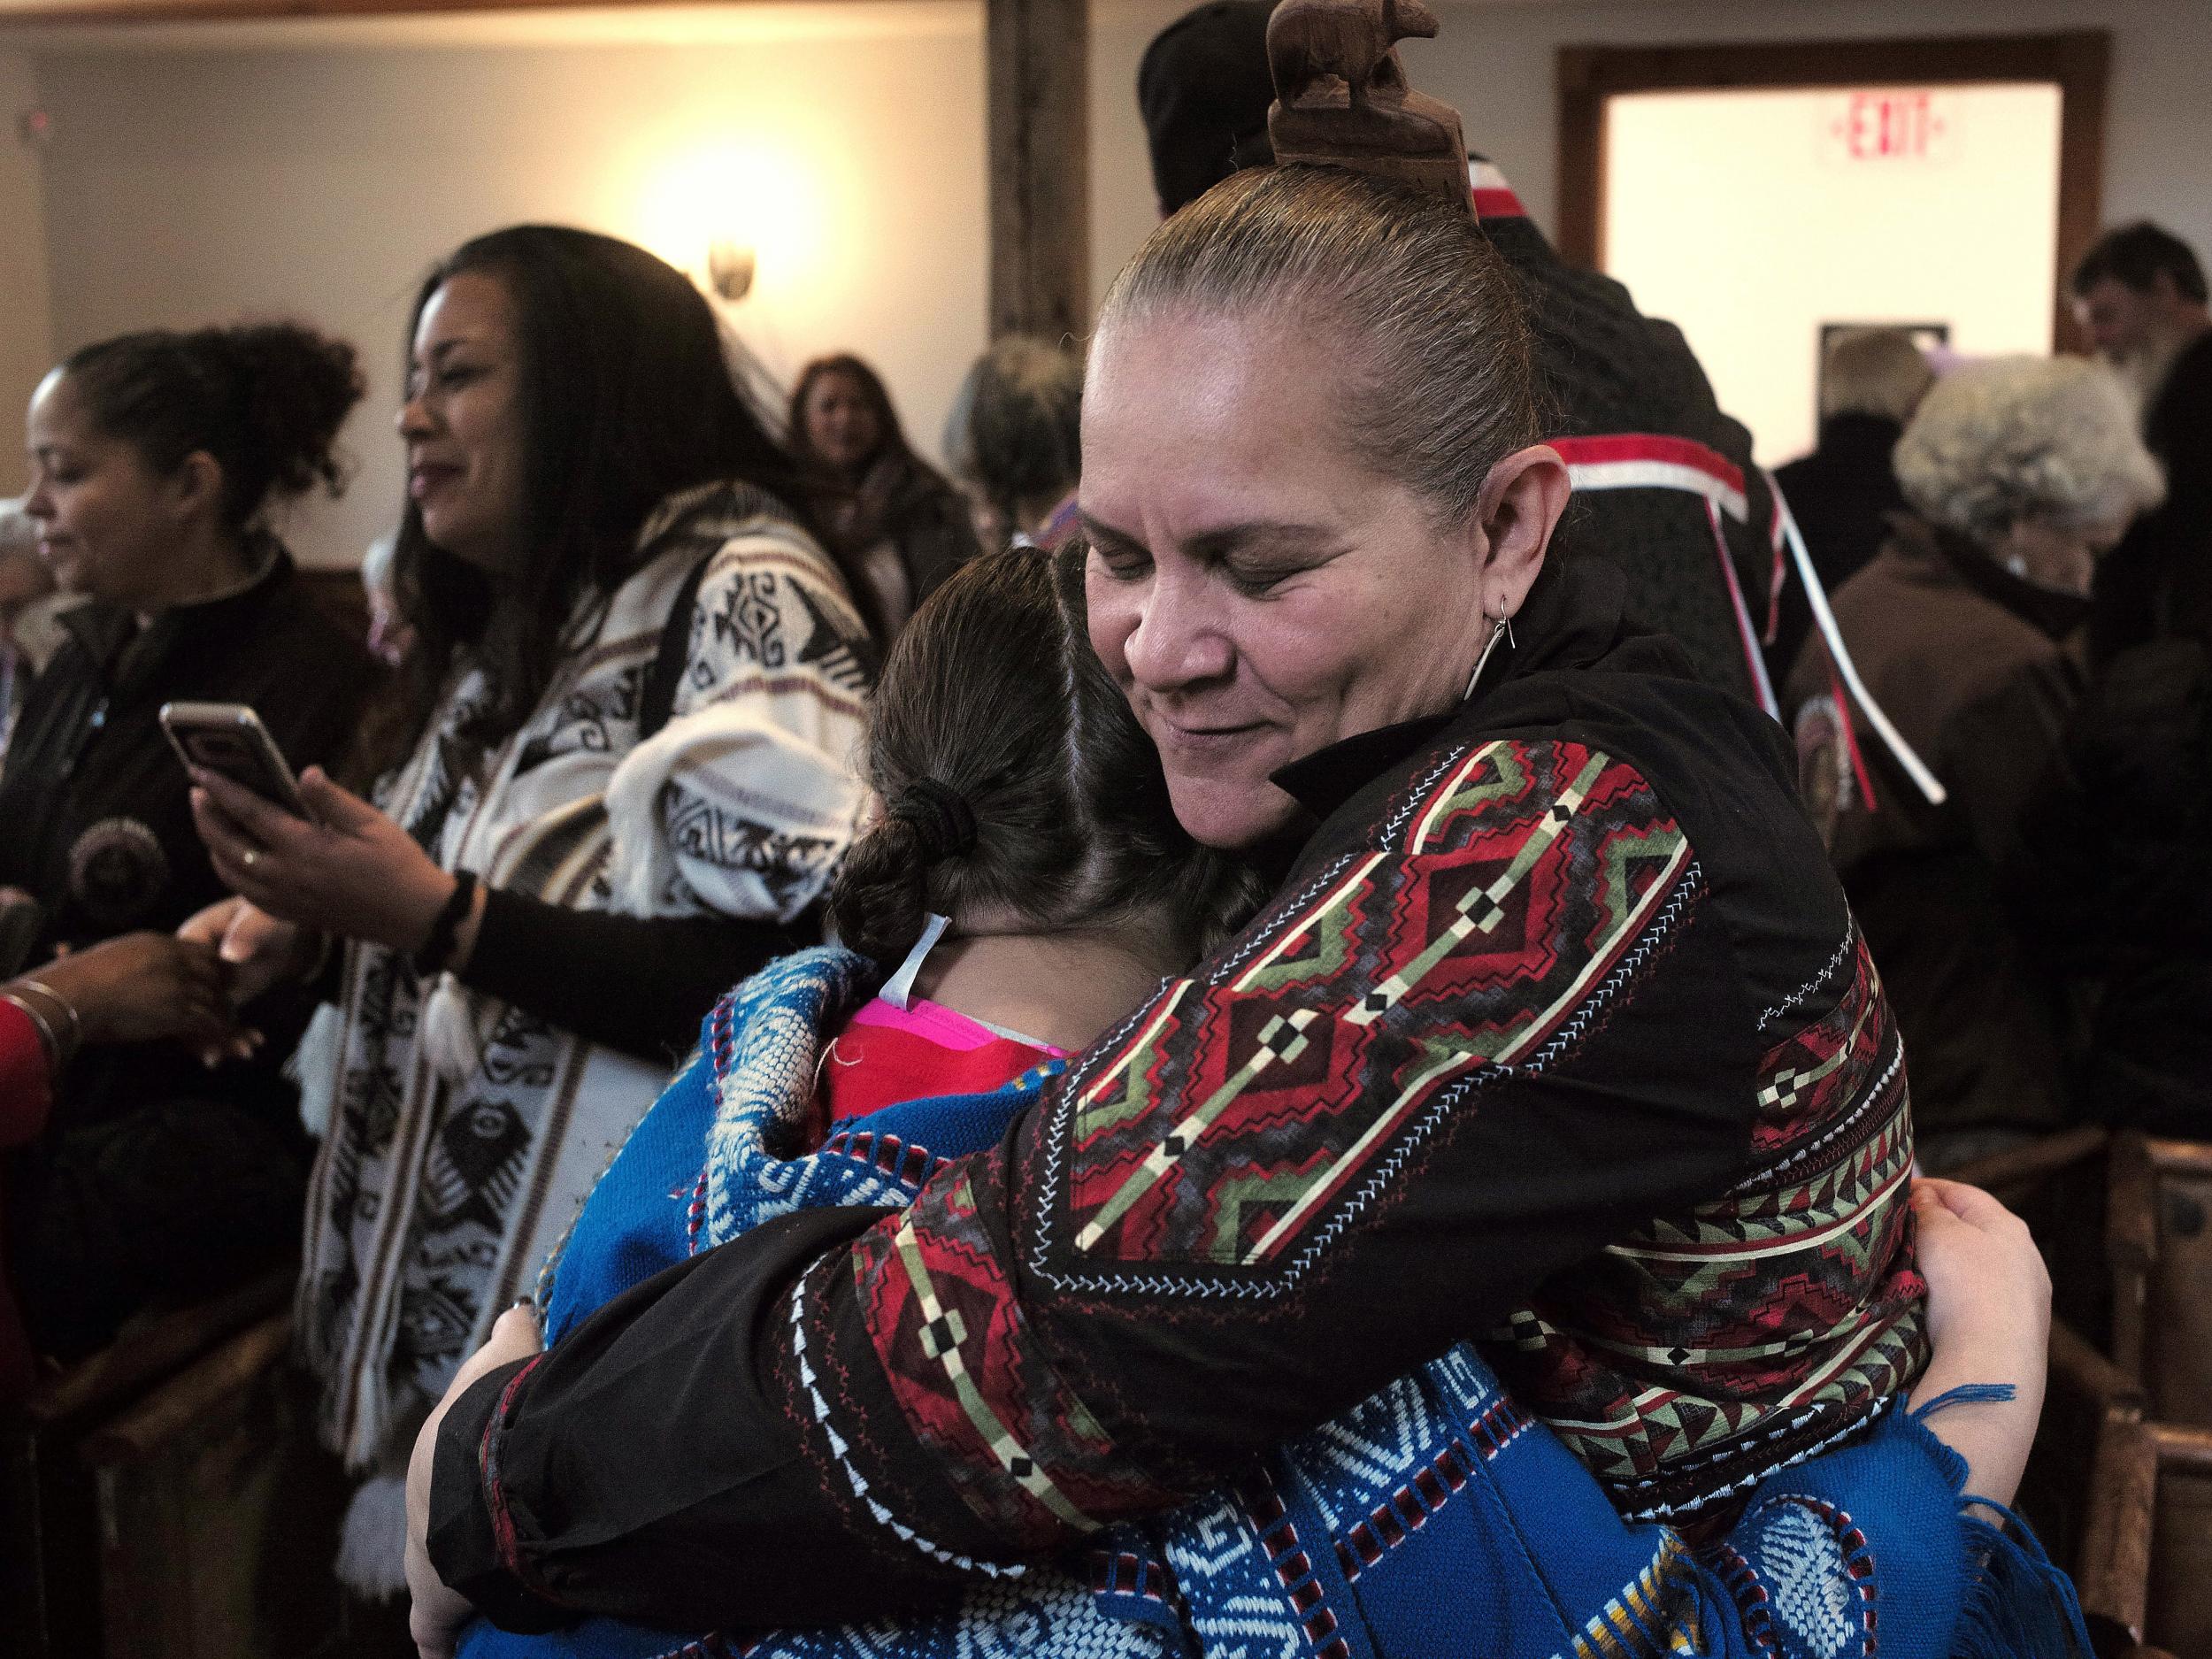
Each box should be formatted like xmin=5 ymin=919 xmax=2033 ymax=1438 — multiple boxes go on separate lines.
xmin=158 ymin=701 xmax=314 ymax=820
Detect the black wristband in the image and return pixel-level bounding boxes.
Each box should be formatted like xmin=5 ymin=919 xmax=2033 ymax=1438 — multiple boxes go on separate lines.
xmin=415 ymin=871 xmax=479 ymax=977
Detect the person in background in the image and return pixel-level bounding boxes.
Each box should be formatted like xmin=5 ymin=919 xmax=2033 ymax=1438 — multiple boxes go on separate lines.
xmin=2070 ymin=222 xmax=2212 ymax=661
xmin=0 ymin=322 xmax=378 ymax=1359
xmin=1768 ymin=328 xmax=1934 ymax=676
xmin=788 ymin=353 xmax=979 ymax=643
xmin=941 ymin=334 xmax=1084 ymax=552
xmin=0 ymin=502 xmax=70 ymax=758
xmin=1135 ymin=0 xmax=1786 ymax=714
xmin=1 ymin=323 xmax=375 ymax=955
xmin=182 ymin=226 xmax=872 ymax=1605
xmin=359 ymin=528 xmax=415 ymax=667
xmin=1786 ymin=357 xmax=2165 ymax=1167
xmin=2023 ymin=626 xmax=2212 ymax=1140
xmin=0 ymin=932 xmax=236 ymax=1400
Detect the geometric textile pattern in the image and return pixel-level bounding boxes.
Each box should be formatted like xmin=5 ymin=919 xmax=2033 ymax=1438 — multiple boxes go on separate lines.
xmin=695 ymin=949 xmax=907 ymax=1250
xmin=729 ymin=1565 xmax=1172 ymax=1659
xmin=813 ymin=738 xmax=1732 ymax=1557
xmin=297 ymin=480 xmax=872 ymax=1469
xmin=1709 ymin=1493 xmax=1878 ymax=1659
xmin=460 ymin=921 xmax=2032 ymax=1659
xmin=1048 ymin=740 xmax=1692 ymax=1282
xmin=1488 ymin=922 xmax=1927 ymax=1519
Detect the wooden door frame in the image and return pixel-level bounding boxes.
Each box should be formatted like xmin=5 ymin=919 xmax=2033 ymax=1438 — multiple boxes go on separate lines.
xmin=1555 ymin=31 xmax=2110 ymax=352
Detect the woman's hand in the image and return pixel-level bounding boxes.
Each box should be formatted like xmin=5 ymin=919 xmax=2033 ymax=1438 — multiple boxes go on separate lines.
xmin=405 ymin=1304 xmax=545 ymax=1659
xmin=1907 ymin=1178 xmax=2051 ymax=1513
xmin=189 ymin=765 xmax=457 ymax=956
xmin=22 ymin=931 xmax=238 ymax=1049
xmin=177 ymin=895 xmax=317 ymax=1011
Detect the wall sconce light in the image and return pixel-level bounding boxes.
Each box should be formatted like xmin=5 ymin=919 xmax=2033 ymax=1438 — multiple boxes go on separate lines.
xmin=708 ymin=239 xmax=756 ymax=303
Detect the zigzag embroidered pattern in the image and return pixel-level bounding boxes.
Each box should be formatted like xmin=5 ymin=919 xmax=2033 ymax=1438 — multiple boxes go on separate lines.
xmin=1033 ymin=739 xmax=1695 ymax=1298
xmin=1492 ymin=924 xmax=1924 ymax=1517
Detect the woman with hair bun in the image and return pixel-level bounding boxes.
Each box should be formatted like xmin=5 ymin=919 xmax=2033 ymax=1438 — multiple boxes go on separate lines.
xmin=0 ymin=319 xmax=379 ymax=1356
xmin=4 ymin=321 xmax=373 ymax=950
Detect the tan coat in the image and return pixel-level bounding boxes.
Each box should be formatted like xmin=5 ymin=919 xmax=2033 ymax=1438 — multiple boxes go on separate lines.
xmin=1785 ymin=514 xmax=2085 ymax=1141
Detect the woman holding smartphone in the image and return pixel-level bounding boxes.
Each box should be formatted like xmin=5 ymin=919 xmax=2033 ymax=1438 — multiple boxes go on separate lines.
xmin=185 ymin=226 xmax=873 ymax=1602
xmin=0 ymin=321 xmax=378 ymax=1358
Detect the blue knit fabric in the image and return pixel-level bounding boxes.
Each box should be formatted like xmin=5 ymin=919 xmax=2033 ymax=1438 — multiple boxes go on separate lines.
xmin=466 ymin=949 xmax=2085 ymax=1659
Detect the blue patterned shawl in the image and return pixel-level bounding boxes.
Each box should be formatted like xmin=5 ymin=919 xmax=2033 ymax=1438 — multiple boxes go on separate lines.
xmin=467 ymin=948 xmax=2086 ymax=1659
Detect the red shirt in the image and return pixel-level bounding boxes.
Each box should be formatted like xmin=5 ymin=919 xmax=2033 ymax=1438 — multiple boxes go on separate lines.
xmin=0 ymin=998 xmax=53 ymax=1401
xmin=820 ymin=996 xmax=1068 ymax=1124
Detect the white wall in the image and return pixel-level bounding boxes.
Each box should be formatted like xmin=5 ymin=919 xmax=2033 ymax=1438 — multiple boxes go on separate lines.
xmin=1089 ymin=0 xmax=2212 ymax=374
xmin=1605 ymin=82 xmax=2064 ymax=465
xmin=26 ymin=6 xmax=986 ymax=566
xmin=0 ymin=50 xmax=53 ymax=496
xmin=10 ymin=0 xmax=2207 ymax=562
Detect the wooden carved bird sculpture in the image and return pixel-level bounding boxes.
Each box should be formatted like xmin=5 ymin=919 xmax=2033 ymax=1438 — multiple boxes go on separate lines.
xmin=1265 ymin=0 xmax=1472 ymax=215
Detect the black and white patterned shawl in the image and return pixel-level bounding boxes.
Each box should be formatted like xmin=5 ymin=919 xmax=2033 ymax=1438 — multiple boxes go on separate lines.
xmin=295 ymin=481 xmax=872 ymax=1469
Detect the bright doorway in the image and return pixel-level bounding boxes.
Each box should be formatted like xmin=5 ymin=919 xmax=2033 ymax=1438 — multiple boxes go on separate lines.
xmin=1556 ymin=34 xmax=2108 ymax=467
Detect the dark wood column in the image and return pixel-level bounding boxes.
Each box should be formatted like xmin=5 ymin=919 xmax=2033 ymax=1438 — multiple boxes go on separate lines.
xmin=986 ymin=0 xmax=1090 ymax=341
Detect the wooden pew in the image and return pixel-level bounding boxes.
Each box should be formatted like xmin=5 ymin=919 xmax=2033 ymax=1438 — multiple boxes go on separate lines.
xmin=2078 ymin=1133 xmax=2212 ymax=1658
xmin=2078 ymin=1417 xmax=2212 ymax=1658
xmin=0 ymin=1268 xmax=348 ymax=1659
xmin=2108 ymin=1133 xmax=2212 ymax=1425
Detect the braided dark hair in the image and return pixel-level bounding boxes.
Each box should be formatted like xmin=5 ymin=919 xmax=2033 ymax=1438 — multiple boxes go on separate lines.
xmin=827 ymin=546 xmax=1264 ymax=967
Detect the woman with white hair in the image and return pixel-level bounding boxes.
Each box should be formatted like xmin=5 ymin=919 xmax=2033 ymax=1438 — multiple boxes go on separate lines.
xmin=1785 ymin=355 xmax=2164 ymax=1163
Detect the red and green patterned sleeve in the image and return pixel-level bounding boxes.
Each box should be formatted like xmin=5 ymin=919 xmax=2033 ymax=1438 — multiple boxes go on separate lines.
xmin=431 ymin=738 xmax=1760 ymax=1632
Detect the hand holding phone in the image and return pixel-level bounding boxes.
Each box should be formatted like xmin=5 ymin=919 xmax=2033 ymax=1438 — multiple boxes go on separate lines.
xmin=159 ymin=702 xmax=314 ymax=821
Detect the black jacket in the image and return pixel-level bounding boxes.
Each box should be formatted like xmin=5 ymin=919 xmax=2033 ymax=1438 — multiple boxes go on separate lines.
xmin=1480 ymin=211 xmax=1778 ymax=710
xmin=2091 ymin=329 xmax=2212 ymax=663
xmin=1770 ymin=413 xmax=1909 ymax=680
xmin=427 ymin=556 xmax=1918 ymax=1636
xmin=2022 ymin=636 xmax=2212 ymax=1135
xmin=0 ymin=547 xmax=377 ymax=956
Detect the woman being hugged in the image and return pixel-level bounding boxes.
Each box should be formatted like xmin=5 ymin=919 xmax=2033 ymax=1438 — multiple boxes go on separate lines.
xmin=187 ymin=227 xmax=874 ymax=1588
xmin=0 ymin=322 xmax=375 ymax=1356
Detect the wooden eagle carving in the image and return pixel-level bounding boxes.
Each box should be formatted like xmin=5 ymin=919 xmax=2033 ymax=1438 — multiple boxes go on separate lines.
xmin=1265 ymin=0 xmax=1472 ymax=215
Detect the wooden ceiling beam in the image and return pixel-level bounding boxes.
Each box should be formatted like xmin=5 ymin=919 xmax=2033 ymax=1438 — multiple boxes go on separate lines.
xmin=0 ymin=0 xmax=907 ymax=25
xmin=986 ymin=0 xmax=1087 ymax=342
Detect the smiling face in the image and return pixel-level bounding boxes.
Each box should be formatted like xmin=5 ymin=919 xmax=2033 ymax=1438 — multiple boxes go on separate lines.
xmin=396 ymin=270 xmax=529 ymax=572
xmin=1080 ymin=307 xmax=1497 ymax=851
xmin=801 ymin=369 xmax=884 ymax=476
xmin=23 ymin=369 xmax=188 ymax=607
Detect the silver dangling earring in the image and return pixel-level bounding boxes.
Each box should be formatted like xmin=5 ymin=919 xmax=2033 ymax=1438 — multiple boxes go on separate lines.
xmin=1463 ymin=603 xmax=1517 ymax=700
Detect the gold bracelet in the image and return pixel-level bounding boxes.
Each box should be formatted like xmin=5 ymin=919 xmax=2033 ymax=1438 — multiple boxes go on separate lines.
xmin=14 ymin=978 xmax=82 ymax=1058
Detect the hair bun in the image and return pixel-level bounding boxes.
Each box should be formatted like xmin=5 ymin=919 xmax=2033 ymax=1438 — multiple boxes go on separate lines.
xmin=887 ymin=778 xmax=978 ymax=864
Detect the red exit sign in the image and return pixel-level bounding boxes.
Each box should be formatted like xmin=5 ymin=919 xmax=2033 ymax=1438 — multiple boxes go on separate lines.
xmin=1832 ymin=91 xmax=1950 ymax=161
